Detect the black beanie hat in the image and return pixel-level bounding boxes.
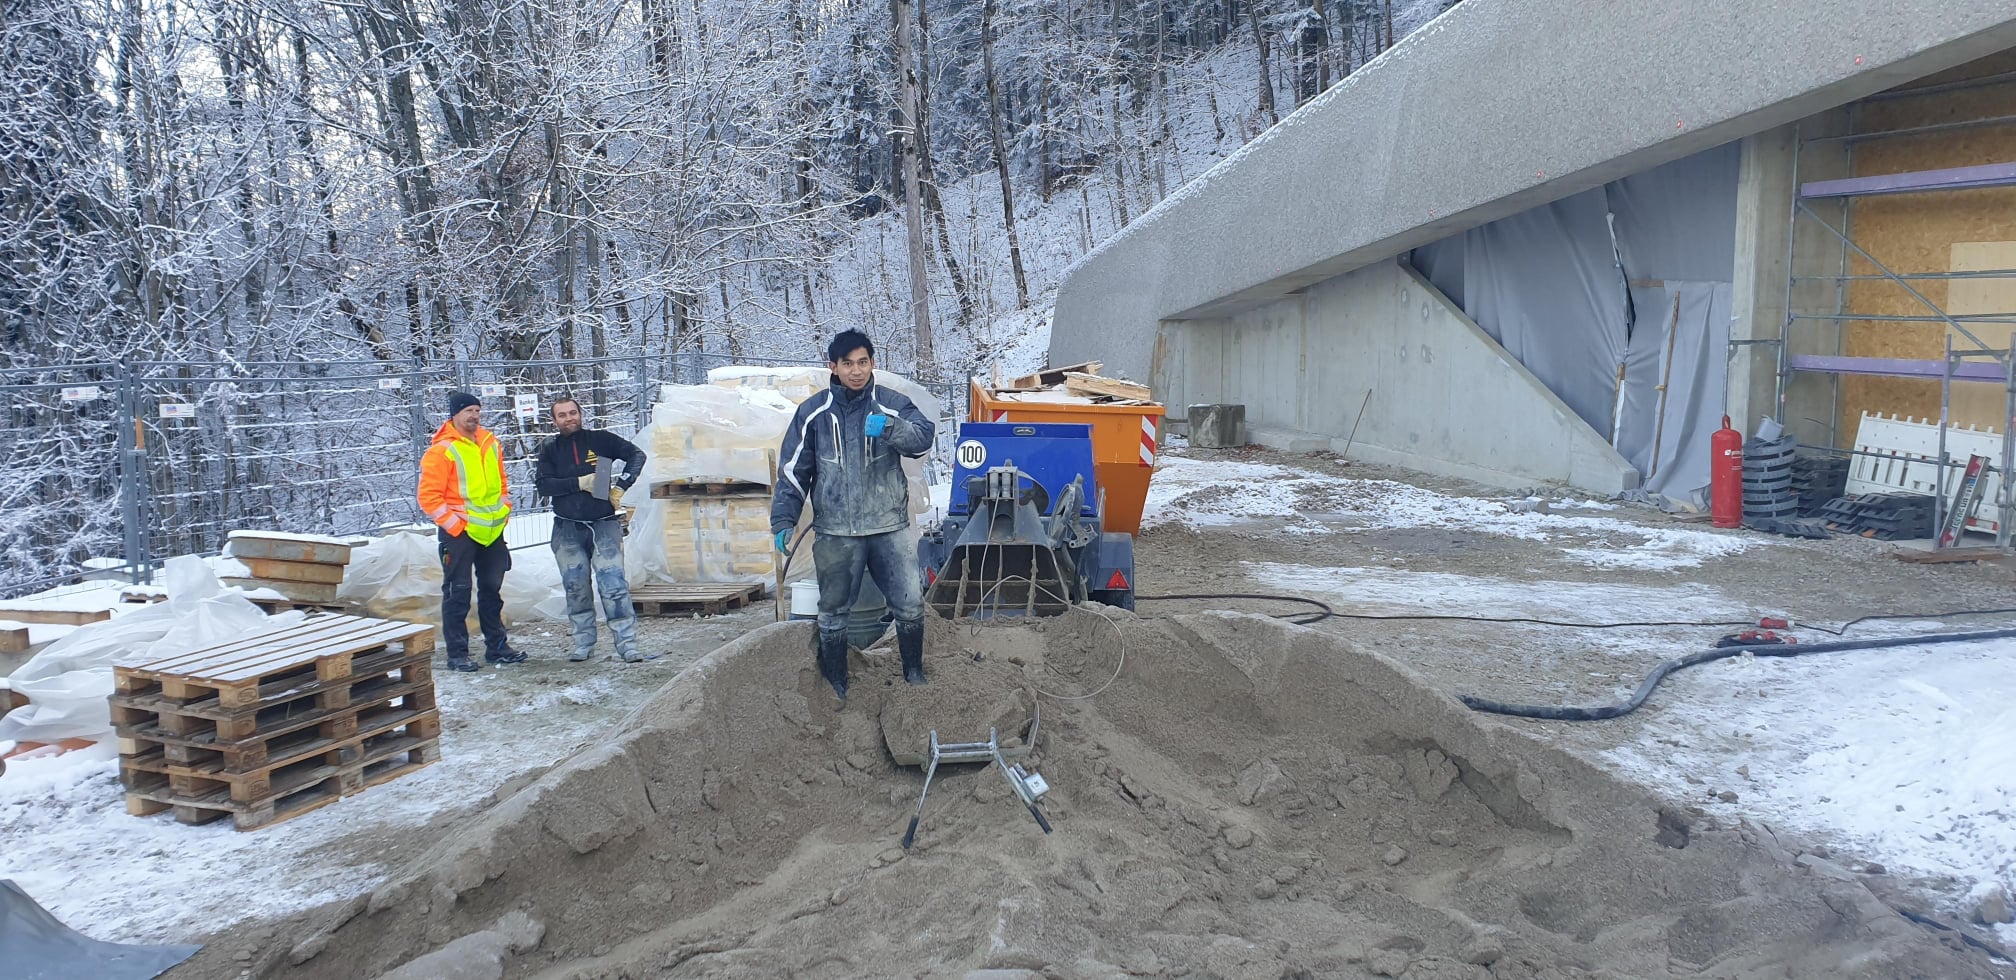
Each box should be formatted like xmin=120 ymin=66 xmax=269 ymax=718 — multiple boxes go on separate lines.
xmin=446 ymin=390 xmax=481 ymax=417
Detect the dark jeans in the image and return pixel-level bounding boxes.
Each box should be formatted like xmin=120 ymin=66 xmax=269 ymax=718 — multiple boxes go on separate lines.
xmin=813 ymin=529 xmax=924 ymax=638
xmin=439 ymin=528 xmax=510 ymax=660
xmin=551 ymin=516 xmax=638 ymax=657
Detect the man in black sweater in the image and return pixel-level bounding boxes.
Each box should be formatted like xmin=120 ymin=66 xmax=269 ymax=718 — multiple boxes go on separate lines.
xmin=535 ymin=397 xmax=650 ymax=663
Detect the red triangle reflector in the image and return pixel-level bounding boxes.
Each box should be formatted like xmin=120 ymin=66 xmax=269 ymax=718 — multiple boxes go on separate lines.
xmin=926 ymin=568 xmax=937 ymax=586
xmin=1105 ymin=570 xmax=1129 ymax=590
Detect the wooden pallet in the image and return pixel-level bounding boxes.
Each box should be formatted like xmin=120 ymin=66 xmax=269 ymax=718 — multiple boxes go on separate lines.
xmin=650 ymin=479 xmax=770 ymax=498
xmin=247 ymin=596 xmax=350 ymax=615
xmin=113 ymin=614 xmax=440 ymax=829
xmin=629 ymin=582 xmax=766 ymax=616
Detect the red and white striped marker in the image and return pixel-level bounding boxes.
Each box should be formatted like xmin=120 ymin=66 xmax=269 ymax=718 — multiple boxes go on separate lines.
xmin=1139 ymin=416 xmax=1158 ymax=466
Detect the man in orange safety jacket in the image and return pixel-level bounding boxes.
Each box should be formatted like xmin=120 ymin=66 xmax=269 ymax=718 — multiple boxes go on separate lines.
xmin=418 ymin=390 xmax=526 ymax=671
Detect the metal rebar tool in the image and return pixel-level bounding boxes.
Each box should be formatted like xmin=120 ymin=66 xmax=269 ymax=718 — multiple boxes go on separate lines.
xmin=900 ymin=711 xmax=1050 ymax=849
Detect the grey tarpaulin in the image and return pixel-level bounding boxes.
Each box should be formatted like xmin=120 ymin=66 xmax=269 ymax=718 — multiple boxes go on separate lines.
xmin=1409 ymin=142 xmax=1740 ymax=501
xmin=1 ymin=880 xmax=200 ymax=979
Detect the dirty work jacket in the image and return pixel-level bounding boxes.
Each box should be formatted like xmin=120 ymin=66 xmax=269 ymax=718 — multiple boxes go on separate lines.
xmin=771 ymin=377 xmax=933 ymax=538
xmin=534 ymin=428 xmax=647 ymax=522
xmin=418 ymin=421 xmax=511 ymax=545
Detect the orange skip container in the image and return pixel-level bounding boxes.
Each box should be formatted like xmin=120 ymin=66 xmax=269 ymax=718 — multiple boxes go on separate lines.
xmin=967 ymin=381 xmax=1165 ymax=536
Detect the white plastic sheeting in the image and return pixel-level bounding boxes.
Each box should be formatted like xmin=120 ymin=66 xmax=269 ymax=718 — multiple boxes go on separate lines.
xmin=338 ymin=528 xmax=567 ymax=624
xmin=0 ymin=557 xmax=296 ymax=745
xmin=1411 ymin=142 xmax=1739 ymax=501
xmin=625 ymin=370 xmax=940 ymax=587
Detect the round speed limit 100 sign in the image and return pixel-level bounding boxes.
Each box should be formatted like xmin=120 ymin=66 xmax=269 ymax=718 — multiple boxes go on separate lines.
xmin=956 ymin=439 xmax=986 ymax=469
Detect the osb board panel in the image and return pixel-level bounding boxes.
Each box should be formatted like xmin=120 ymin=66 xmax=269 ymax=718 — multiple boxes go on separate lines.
xmin=1944 ymin=242 xmax=2016 ymax=431
xmin=1833 ymin=74 xmax=2016 ymax=442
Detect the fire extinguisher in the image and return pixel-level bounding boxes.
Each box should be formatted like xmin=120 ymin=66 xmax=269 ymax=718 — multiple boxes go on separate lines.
xmin=1711 ymin=415 xmax=1744 ymax=528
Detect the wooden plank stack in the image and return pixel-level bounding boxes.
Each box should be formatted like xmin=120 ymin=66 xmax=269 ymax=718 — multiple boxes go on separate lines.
xmin=990 ymin=361 xmax=1154 ymax=406
xmin=221 ymin=531 xmax=365 ymax=611
xmin=112 ymin=614 xmax=439 ymax=831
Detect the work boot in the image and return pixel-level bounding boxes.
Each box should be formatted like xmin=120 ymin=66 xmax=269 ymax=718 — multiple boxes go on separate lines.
xmin=816 ymin=630 xmax=850 ymax=701
xmin=446 ymin=652 xmax=480 ymax=673
xmin=568 ymin=647 xmax=594 ymax=663
xmin=485 ymin=644 xmax=528 ymax=665
xmin=897 ymin=619 xmax=926 ymax=686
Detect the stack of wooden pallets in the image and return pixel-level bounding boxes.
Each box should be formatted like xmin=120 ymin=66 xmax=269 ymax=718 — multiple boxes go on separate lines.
xmin=221 ymin=531 xmax=364 ymax=612
xmin=112 ymin=615 xmax=439 ymax=830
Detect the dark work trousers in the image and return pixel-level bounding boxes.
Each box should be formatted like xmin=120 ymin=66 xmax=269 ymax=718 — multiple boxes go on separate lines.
xmin=439 ymin=528 xmax=511 ymax=661
xmin=812 ymin=530 xmax=925 ymax=638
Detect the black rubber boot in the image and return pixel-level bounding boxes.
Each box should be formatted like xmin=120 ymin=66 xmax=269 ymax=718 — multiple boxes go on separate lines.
xmin=817 ymin=630 xmax=850 ymax=701
xmin=485 ymin=643 xmax=528 ymax=665
xmin=897 ymin=619 xmax=926 ymax=686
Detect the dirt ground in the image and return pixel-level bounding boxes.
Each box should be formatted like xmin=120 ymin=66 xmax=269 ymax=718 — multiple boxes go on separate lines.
xmin=166 ymin=610 xmax=1997 ymax=980
xmin=144 ymin=445 xmax=2016 ymax=978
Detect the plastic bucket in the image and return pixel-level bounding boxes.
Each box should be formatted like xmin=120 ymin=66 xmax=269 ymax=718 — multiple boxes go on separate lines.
xmin=787 ymin=578 xmax=890 ymax=648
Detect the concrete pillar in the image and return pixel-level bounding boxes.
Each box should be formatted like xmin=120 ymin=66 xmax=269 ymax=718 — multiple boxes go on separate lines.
xmin=1728 ymin=114 xmax=1853 ymax=447
xmin=1728 ymin=127 xmax=1796 ymax=438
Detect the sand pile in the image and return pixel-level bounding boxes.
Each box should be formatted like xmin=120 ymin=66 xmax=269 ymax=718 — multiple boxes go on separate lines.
xmin=224 ymin=612 xmax=1997 ymax=979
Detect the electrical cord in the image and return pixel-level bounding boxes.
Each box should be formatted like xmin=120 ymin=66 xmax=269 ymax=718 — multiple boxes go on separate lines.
xmin=1137 ymin=594 xmax=2016 ymax=637
xmin=1460 ymin=627 xmax=2016 ymax=721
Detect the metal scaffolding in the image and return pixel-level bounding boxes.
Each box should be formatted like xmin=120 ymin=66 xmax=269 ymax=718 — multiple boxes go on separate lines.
xmin=1773 ymin=104 xmax=2016 ymax=549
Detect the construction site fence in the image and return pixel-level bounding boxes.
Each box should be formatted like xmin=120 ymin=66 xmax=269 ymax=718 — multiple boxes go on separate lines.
xmin=0 ymin=355 xmax=971 ymax=600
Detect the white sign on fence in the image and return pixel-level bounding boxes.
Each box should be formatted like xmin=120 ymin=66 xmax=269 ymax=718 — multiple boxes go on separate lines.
xmin=513 ymin=392 xmax=539 ymax=420
xmin=478 ymin=383 xmax=507 ymax=399
xmin=606 ymin=369 xmax=630 ymax=381
xmin=60 ymin=386 xmax=100 ymax=402
xmin=378 ymin=377 xmax=402 ymax=390
xmin=159 ymin=402 xmax=196 ymax=419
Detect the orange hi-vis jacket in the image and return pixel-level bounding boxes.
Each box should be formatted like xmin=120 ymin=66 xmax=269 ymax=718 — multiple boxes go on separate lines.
xmin=418 ymin=420 xmax=511 ymax=545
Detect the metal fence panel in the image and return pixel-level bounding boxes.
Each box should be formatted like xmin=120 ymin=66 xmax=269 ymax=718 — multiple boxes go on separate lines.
xmin=0 ymin=367 xmax=128 ymax=596
xmin=0 ymin=356 xmax=980 ymax=597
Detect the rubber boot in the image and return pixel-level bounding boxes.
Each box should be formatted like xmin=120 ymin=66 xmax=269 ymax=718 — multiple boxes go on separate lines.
xmin=897 ymin=619 xmax=926 ymax=686
xmin=817 ymin=629 xmax=850 ymax=701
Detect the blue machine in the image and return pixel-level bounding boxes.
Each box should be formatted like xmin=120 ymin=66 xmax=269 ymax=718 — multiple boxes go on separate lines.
xmin=918 ymin=422 xmax=1136 ymax=617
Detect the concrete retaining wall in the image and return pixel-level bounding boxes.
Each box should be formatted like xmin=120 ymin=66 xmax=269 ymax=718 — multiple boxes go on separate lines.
xmin=1050 ymin=0 xmax=2016 ymax=387
xmin=1161 ymin=260 xmax=1637 ymax=492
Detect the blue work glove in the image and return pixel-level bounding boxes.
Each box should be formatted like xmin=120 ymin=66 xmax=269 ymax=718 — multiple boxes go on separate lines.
xmin=864 ymin=413 xmax=888 ymax=438
xmin=774 ymin=529 xmax=792 ymax=553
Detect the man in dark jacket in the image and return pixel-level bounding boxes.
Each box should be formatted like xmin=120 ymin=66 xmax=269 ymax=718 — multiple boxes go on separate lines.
xmin=535 ymin=397 xmax=651 ymax=663
xmin=771 ymin=330 xmax=935 ymax=700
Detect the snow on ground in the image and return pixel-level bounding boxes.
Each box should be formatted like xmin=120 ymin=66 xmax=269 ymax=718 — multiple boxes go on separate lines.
xmin=1242 ymin=562 xmax=1755 ymax=622
xmin=1142 ymin=454 xmax=1758 ymax=571
xmin=1606 ymin=634 xmax=2016 ymax=942
xmin=0 ymin=655 xmax=670 ymax=944
xmin=1160 ymin=451 xmax=2014 ymax=934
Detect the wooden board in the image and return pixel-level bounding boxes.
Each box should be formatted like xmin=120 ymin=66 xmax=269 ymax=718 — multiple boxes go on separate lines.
xmin=1834 ymin=70 xmax=2016 ymax=439
xmin=0 ymin=625 xmax=27 ymax=653
xmin=1062 ymin=372 xmax=1151 ymax=401
xmin=222 ymin=577 xmax=342 ymax=604
xmin=1010 ymin=361 xmax=1102 ymax=389
xmin=1893 ymin=545 xmax=2004 ymax=564
xmin=227 ymin=534 xmax=355 ymax=566
xmin=240 ymin=557 xmax=347 ymax=585
xmin=1943 ymin=240 xmax=2016 ymax=430
xmin=0 ymin=604 xmax=111 ymax=626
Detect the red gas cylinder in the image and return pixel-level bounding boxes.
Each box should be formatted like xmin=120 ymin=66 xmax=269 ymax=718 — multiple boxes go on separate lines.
xmin=1711 ymin=415 xmax=1744 ymax=528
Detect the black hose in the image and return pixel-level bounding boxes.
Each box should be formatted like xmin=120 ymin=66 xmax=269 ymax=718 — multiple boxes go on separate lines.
xmin=1460 ymin=627 xmax=2016 ymax=721
xmin=1134 ymin=592 xmax=1336 ymax=625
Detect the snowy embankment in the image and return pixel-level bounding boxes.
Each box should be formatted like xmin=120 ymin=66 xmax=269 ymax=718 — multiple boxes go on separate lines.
xmin=1142 ymin=450 xmax=2016 ymax=939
